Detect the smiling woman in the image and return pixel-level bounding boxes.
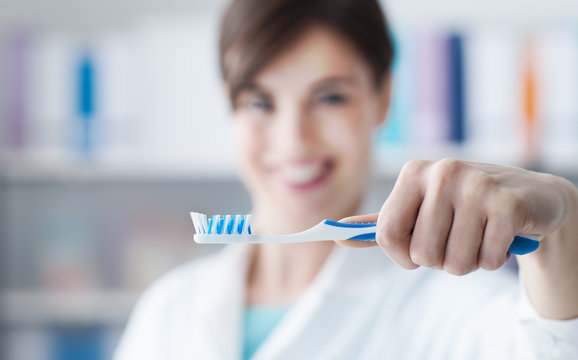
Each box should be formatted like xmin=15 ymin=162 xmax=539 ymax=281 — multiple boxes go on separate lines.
xmin=218 ymin=0 xmax=395 ymax=236
xmin=229 ymin=25 xmax=392 ymax=233
xmin=114 ymin=0 xmax=578 ymax=359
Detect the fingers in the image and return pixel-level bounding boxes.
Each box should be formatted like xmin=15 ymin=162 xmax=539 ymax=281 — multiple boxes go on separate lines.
xmin=373 ymin=159 xmax=528 ymax=276
xmin=478 ymin=192 xmax=527 ymax=270
xmin=336 ymin=213 xmax=379 ymax=248
xmin=443 ymin=208 xmax=484 ymax=275
xmin=409 ymin=189 xmax=453 ymax=270
xmin=339 ymin=213 xmax=379 ymax=224
xmin=350 ymin=159 xmax=541 ymax=276
xmin=478 ymin=217 xmax=515 ymax=271
xmin=375 ymin=161 xmax=427 ymax=269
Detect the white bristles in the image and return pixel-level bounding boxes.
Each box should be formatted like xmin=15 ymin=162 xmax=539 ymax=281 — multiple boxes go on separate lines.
xmin=224 ymin=215 xmax=232 ymax=234
xmin=232 ymin=215 xmax=241 ymax=235
xmin=202 ymin=215 xmax=208 ymax=233
xmin=212 ymin=215 xmax=221 ymax=234
xmin=243 ymin=214 xmax=252 ymax=234
xmin=191 ymin=212 xmax=207 ymax=234
xmin=191 ymin=213 xmax=199 ymax=234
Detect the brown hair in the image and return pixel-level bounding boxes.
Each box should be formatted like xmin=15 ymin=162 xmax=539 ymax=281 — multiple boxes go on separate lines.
xmin=219 ymin=0 xmax=395 ymax=105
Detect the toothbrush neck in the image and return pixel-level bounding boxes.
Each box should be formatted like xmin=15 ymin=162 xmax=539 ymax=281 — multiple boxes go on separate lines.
xmin=251 ymin=198 xmax=363 ymax=234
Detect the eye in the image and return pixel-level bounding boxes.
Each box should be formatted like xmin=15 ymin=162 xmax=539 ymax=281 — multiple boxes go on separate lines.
xmin=248 ymin=97 xmax=273 ymax=112
xmin=319 ymin=92 xmax=348 ymax=105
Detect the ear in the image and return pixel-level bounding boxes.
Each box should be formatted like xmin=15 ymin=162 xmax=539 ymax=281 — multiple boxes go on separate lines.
xmin=375 ymin=71 xmax=393 ymax=127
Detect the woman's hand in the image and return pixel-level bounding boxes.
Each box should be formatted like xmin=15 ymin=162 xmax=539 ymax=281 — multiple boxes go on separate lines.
xmin=376 ymin=158 xmax=574 ymax=274
xmin=339 ymin=158 xmax=578 ymax=319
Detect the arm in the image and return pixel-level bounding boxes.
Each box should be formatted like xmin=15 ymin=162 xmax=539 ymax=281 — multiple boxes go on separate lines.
xmin=341 ymin=158 xmax=578 ymax=320
xmin=516 ymin=174 xmax=578 ymax=319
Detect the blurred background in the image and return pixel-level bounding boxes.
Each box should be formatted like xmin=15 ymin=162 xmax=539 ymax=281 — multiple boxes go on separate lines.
xmin=1 ymin=0 xmax=578 ymax=359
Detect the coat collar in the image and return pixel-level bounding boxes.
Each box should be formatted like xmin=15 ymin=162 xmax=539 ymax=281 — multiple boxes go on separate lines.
xmin=195 ymin=243 xmax=392 ymax=360
xmin=255 ymin=245 xmax=391 ymax=359
xmin=195 ymin=245 xmax=251 ymax=359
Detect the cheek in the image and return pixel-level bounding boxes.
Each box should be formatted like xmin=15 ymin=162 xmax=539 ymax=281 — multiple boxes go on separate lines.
xmin=318 ymin=103 xmax=375 ymax=160
xmin=232 ymin=118 xmax=264 ymax=171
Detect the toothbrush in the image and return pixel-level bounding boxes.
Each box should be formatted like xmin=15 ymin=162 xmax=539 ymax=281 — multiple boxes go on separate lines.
xmin=190 ymin=212 xmax=540 ymax=255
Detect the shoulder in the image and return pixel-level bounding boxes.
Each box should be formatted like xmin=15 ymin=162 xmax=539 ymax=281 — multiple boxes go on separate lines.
xmin=134 ymin=247 xmax=225 ymax=309
xmin=114 ymin=247 xmax=234 ymax=360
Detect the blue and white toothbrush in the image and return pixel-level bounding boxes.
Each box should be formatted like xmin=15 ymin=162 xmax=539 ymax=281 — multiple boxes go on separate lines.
xmin=190 ymin=212 xmax=541 ymax=255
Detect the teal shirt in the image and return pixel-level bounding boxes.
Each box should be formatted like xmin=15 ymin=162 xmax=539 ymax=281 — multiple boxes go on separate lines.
xmin=242 ymin=305 xmax=290 ymax=360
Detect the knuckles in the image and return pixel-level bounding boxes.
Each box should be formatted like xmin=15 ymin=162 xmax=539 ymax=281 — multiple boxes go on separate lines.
xmin=398 ymin=159 xmax=429 ymax=183
xmin=432 ymin=158 xmax=464 ymax=178
xmin=462 ymin=170 xmax=495 ymax=197
xmin=487 ymin=189 xmax=525 ymax=217
xmin=485 ymin=190 xmax=528 ymax=232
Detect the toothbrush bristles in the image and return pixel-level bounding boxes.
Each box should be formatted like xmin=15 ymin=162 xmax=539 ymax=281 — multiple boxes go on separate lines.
xmin=191 ymin=212 xmax=252 ymax=235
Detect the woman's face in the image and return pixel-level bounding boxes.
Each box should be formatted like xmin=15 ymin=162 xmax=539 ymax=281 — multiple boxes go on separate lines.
xmin=231 ymin=26 xmax=390 ymax=231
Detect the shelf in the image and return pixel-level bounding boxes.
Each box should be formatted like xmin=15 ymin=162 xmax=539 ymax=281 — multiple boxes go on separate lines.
xmin=373 ymin=143 xmax=578 ymax=181
xmin=2 ymin=145 xmax=578 ymax=184
xmin=385 ymin=0 xmax=578 ymax=26
xmin=0 ymin=154 xmax=238 ymax=183
xmin=1 ymin=290 xmax=138 ymax=325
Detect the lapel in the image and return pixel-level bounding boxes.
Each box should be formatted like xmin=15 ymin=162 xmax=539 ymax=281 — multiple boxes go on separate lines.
xmin=193 ymin=244 xmax=393 ymax=360
xmin=254 ymin=246 xmax=391 ymax=360
xmin=195 ymin=245 xmax=251 ymax=360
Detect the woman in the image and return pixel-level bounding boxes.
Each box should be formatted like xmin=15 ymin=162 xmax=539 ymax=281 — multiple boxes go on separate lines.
xmin=115 ymin=0 xmax=578 ymax=358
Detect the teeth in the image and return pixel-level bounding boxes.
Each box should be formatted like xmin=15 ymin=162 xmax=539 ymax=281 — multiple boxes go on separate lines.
xmin=278 ymin=163 xmax=325 ymax=185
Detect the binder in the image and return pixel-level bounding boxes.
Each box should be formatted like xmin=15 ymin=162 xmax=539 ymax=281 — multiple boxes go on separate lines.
xmin=535 ymin=28 xmax=578 ymax=171
xmin=447 ymin=33 xmax=466 ymax=144
xmin=465 ymin=29 xmax=524 ymax=165
xmin=412 ymin=30 xmax=449 ymax=146
xmin=51 ymin=326 xmax=104 ymax=360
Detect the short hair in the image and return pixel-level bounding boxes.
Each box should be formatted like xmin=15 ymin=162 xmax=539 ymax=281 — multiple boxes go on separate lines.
xmin=219 ymin=0 xmax=395 ymax=105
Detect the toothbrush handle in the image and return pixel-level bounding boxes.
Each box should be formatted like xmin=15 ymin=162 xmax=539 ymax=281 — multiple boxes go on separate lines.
xmin=508 ymin=235 xmax=540 ymax=255
xmin=339 ymin=222 xmax=540 ymax=255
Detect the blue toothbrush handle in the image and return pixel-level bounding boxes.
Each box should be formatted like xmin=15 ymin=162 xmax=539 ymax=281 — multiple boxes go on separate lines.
xmin=508 ymin=235 xmax=540 ymax=255
xmin=333 ymin=221 xmax=540 ymax=255
xmin=346 ymin=232 xmax=538 ymax=255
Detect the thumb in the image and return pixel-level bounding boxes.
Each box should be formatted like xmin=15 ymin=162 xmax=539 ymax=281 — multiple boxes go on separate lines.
xmin=335 ymin=213 xmax=379 ymax=248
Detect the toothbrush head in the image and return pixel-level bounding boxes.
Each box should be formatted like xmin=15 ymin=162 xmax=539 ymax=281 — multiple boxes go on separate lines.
xmin=191 ymin=212 xmax=252 ymax=235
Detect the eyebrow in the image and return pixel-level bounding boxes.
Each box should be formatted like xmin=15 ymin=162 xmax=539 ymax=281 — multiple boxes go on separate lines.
xmin=233 ymin=75 xmax=359 ymax=101
xmin=235 ymin=82 xmax=271 ymax=97
xmin=232 ymin=83 xmax=272 ymax=106
xmin=310 ymin=75 xmax=359 ymax=91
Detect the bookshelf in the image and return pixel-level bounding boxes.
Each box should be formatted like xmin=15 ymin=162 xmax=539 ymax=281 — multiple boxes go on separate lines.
xmin=0 ymin=172 xmax=247 ymax=360
xmin=0 ymin=156 xmax=238 ymax=183
xmin=1 ymin=0 xmax=578 ymax=359
xmin=2 ymin=1 xmax=578 ymax=180
xmin=1 ymin=291 xmax=136 ymax=326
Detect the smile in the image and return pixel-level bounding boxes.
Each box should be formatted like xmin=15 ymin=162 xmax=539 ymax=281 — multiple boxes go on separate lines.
xmin=275 ymin=158 xmax=335 ymax=192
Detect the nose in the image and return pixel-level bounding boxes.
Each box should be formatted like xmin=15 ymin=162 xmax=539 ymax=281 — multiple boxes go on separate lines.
xmin=271 ymin=105 xmax=318 ymax=156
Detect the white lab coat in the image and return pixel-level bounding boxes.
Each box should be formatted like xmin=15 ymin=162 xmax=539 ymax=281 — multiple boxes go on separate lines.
xmin=114 ymin=244 xmax=578 ymax=360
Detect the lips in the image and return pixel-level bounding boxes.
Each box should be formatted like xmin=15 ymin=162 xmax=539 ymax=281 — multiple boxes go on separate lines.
xmin=274 ymin=158 xmax=335 ymax=191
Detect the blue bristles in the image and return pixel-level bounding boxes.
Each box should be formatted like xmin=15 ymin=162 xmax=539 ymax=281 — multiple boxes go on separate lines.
xmin=208 ymin=218 xmax=214 ymax=234
xmin=227 ymin=217 xmax=235 ymax=234
xmin=237 ymin=218 xmax=245 ymax=234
